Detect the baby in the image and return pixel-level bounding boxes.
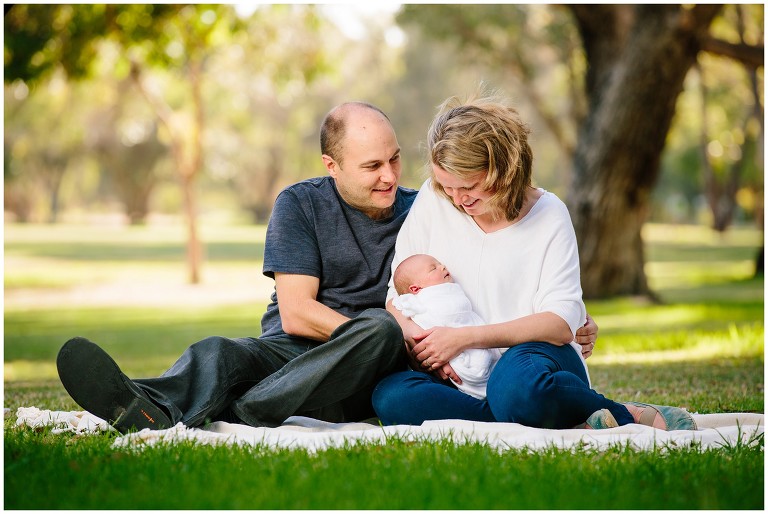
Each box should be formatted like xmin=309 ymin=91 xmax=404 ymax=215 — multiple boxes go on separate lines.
xmin=393 ymin=254 xmax=502 ymax=400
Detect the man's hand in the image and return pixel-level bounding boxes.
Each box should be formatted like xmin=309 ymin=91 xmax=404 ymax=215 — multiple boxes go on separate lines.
xmin=575 ymin=313 xmax=598 ymax=359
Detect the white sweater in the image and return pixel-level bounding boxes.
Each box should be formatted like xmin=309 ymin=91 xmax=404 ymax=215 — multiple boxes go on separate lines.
xmin=388 ymin=180 xmax=589 ymax=383
xmin=393 ymin=282 xmax=502 ymax=399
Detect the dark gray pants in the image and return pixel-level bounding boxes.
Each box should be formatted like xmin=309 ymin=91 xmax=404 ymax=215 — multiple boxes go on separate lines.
xmin=135 ymin=308 xmax=406 ymax=428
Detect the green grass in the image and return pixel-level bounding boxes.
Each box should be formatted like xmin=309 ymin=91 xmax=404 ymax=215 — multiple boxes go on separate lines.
xmin=4 ymin=220 xmax=765 ymax=509
xmin=5 ymin=430 xmax=763 ymax=510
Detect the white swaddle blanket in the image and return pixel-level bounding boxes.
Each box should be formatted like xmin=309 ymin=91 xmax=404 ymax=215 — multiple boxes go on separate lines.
xmin=393 ymin=282 xmax=502 ymax=399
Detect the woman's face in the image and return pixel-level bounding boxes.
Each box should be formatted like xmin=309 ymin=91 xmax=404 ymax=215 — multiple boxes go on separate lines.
xmin=432 ymin=164 xmax=494 ymax=218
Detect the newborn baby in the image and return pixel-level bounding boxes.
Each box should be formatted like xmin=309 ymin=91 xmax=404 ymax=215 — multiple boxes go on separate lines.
xmin=393 ymin=254 xmax=502 ymax=400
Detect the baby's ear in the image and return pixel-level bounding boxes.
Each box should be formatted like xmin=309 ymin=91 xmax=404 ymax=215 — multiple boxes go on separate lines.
xmin=409 ymin=285 xmax=422 ymax=294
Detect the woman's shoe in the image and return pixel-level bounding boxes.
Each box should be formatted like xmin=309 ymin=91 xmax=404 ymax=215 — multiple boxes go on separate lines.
xmin=625 ymin=401 xmax=697 ymax=431
xmin=578 ymin=408 xmax=619 ymax=429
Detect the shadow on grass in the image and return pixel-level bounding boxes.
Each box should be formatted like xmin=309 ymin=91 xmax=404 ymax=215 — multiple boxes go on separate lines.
xmin=7 ymin=241 xmax=266 ymax=262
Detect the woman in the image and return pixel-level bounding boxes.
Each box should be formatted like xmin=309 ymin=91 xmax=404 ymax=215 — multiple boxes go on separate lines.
xmin=372 ymin=93 xmax=696 ymax=431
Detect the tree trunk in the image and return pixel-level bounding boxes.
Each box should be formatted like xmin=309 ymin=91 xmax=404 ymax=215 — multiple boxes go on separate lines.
xmin=568 ymin=5 xmax=721 ymax=298
xmin=182 ymin=59 xmax=204 ymax=284
xmin=130 ymin=58 xmax=205 ymax=284
xmin=181 ymin=172 xmax=202 ymax=284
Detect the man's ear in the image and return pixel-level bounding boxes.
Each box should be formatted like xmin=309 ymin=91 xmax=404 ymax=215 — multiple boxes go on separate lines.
xmin=408 ymin=285 xmax=422 ymax=294
xmin=322 ymin=155 xmax=337 ymax=178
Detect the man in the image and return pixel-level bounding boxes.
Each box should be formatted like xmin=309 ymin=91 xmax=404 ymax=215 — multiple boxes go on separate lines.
xmin=57 ymin=102 xmax=598 ymax=433
xmin=57 ymin=102 xmax=415 ymax=432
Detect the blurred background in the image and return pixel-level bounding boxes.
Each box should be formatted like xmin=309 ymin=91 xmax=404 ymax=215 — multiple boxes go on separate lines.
xmin=4 ymin=4 xmax=764 ymax=300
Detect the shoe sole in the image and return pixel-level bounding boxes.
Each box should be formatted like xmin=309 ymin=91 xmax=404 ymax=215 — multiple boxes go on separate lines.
xmin=56 ymin=337 xmax=171 ymax=433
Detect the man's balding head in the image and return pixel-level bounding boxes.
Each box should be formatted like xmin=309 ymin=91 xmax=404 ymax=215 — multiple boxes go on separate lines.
xmin=320 ymin=102 xmax=391 ymax=165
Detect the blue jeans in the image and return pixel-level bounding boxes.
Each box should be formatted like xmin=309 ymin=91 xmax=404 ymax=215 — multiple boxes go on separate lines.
xmin=135 ymin=308 xmax=406 ymax=428
xmin=373 ymin=341 xmax=633 ymax=428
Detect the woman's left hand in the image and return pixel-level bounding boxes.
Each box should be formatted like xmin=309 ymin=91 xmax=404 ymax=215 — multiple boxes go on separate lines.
xmin=412 ymin=326 xmax=467 ymax=372
xmin=575 ymin=313 xmax=598 ymax=359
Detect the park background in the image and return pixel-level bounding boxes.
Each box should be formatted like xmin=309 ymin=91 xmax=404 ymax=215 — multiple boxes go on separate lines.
xmin=4 ymin=4 xmax=765 ymax=510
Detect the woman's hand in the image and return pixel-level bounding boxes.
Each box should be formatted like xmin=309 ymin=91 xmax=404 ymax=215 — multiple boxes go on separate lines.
xmin=405 ymin=329 xmax=463 ymax=384
xmin=412 ymin=326 xmax=469 ymax=372
xmin=575 ymin=313 xmax=598 ymax=359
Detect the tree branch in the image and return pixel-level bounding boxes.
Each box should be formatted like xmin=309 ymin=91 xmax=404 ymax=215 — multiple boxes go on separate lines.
xmin=700 ymin=36 xmax=764 ymax=69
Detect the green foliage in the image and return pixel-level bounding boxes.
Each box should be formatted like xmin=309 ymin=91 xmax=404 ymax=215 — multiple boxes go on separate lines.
xmin=4 ymin=5 xmax=179 ymax=84
xmin=399 ymin=4 xmax=583 ymax=154
xmin=5 ymin=4 xmax=762 ymax=230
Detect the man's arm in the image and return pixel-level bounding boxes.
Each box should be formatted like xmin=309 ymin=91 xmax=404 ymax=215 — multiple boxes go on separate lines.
xmin=275 ymin=273 xmax=350 ymax=342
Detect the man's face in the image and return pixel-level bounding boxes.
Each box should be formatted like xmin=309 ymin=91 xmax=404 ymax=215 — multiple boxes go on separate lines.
xmin=323 ymin=109 xmax=402 ymax=219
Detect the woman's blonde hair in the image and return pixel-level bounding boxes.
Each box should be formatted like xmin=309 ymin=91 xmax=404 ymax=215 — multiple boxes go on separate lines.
xmin=426 ymin=92 xmax=533 ymax=221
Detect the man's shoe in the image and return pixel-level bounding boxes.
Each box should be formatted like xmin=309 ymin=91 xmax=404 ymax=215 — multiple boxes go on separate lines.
xmin=56 ymin=337 xmax=172 ymax=434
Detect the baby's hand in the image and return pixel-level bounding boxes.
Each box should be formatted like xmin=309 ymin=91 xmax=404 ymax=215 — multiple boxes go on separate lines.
xmin=436 ymin=363 xmax=461 ymax=385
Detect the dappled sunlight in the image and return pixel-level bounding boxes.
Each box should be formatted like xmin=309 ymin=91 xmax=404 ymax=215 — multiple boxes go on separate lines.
xmin=647 ymin=261 xmax=756 ymax=290
xmin=643 ymin=223 xmax=763 ymax=247
xmin=590 ymin=343 xmax=762 ymax=365
xmin=593 ymin=305 xmax=715 ymax=332
xmin=5 ymin=356 xmax=184 ymax=382
xmin=6 ymin=258 xmax=272 ymax=309
xmin=5 ymin=223 xmax=274 ymax=308
xmin=591 ymin=324 xmax=764 ymax=365
xmin=587 ymin=303 xmax=763 ymax=334
xmin=5 ymin=361 xmax=59 ymax=382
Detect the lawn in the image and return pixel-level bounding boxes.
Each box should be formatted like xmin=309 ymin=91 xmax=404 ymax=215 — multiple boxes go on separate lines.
xmin=4 ymin=221 xmax=765 ymax=509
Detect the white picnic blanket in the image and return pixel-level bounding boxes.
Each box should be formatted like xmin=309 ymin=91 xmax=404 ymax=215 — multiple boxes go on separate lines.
xmin=13 ymin=406 xmax=763 ymax=453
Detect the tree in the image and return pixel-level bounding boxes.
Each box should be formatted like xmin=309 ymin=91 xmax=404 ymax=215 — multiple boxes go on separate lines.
xmin=206 ymin=5 xmax=334 ymax=223
xmin=566 ymin=5 xmax=724 ymax=298
xmin=400 ymin=4 xmax=763 ymax=298
xmin=696 ymin=6 xmax=764 ymax=232
xmin=5 ymin=5 xmax=240 ymax=283
xmin=80 ymin=73 xmax=171 ymax=225
xmin=5 ymin=5 xmax=332 ymax=280
xmin=4 ymin=74 xmax=87 ymax=223
xmin=123 ymin=5 xmax=240 ymax=283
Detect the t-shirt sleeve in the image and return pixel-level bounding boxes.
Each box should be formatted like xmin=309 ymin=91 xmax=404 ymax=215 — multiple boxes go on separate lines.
xmin=263 ymin=189 xmax=321 ymax=279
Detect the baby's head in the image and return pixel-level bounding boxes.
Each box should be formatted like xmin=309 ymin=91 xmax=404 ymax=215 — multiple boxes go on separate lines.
xmin=394 ymin=254 xmax=453 ymax=295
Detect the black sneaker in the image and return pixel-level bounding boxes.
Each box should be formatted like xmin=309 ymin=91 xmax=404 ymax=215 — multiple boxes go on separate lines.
xmin=56 ymin=337 xmax=172 ymax=434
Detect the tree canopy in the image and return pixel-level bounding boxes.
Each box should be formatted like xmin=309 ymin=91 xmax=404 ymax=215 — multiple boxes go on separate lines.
xmin=5 ymin=4 xmax=763 ymax=297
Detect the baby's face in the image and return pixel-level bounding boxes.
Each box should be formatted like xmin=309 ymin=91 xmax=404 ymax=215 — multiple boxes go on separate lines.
xmin=414 ymin=255 xmax=453 ymax=288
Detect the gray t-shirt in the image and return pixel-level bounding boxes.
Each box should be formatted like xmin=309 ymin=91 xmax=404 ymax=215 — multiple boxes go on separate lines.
xmin=260 ymin=176 xmax=417 ymax=339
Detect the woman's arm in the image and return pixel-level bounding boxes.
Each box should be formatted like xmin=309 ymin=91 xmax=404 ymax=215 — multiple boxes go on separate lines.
xmin=411 ymin=311 xmax=573 ymax=370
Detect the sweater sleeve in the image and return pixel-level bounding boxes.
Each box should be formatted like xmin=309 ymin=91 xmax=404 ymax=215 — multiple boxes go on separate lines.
xmin=533 ymin=199 xmax=587 ymax=337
